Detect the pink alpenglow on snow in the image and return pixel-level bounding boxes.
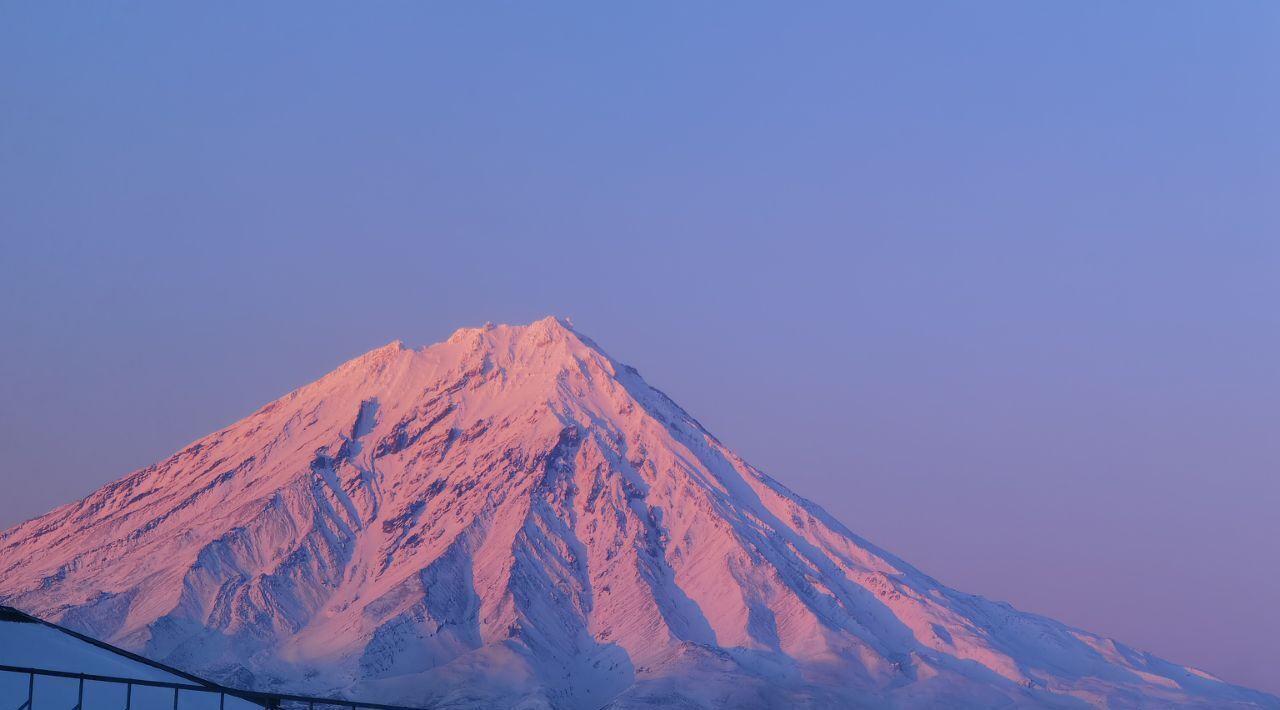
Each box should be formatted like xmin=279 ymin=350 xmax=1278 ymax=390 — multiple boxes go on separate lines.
xmin=0 ymin=318 xmax=1274 ymax=709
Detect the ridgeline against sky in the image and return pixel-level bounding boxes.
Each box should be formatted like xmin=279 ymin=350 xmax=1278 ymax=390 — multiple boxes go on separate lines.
xmin=2 ymin=320 xmax=1274 ymax=708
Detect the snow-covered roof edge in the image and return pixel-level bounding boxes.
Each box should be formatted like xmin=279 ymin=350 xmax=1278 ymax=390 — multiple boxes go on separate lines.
xmin=0 ymin=604 xmax=222 ymax=688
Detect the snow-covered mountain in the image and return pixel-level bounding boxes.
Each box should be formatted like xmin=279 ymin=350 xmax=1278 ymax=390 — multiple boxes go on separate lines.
xmin=0 ymin=318 xmax=1272 ymax=709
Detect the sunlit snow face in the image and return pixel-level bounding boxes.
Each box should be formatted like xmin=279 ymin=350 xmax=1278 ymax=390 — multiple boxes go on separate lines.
xmin=0 ymin=319 xmax=1270 ymax=709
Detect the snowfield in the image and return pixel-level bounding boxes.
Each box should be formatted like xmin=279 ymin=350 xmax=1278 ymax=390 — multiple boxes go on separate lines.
xmin=1 ymin=318 xmax=1274 ymax=709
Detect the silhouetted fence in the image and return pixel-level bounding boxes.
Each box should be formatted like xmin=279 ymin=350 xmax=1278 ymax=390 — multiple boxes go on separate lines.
xmin=0 ymin=665 xmax=425 ymax=710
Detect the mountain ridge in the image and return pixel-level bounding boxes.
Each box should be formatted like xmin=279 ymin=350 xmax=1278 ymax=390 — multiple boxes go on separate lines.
xmin=1 ymin=317 xmax=1274 ymax=709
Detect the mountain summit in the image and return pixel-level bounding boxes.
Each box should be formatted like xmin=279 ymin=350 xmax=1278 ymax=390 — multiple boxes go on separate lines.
xmin=1 ymin=318 xmax=1272 ymax=709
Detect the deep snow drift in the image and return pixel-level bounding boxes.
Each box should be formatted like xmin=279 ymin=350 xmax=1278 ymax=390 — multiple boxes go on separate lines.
xmin=1 ymin=318 xmax=1273 ymax=709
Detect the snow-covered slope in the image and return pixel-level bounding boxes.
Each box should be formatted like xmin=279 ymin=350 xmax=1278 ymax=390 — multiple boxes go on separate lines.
xmin=0 ymin=318 xmax=1273 ymax=709
xmin=0 ymin=606 xmax=260 ymax=710
xmin=0 ymin=607 xmax=191 ymax=683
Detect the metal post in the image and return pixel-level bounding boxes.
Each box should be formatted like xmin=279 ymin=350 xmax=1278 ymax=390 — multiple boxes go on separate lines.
xmin=218 ymin=693 xmax=224 ymax=710
xmin=24 ymin=672 xmax=34 ymax=710
xmin=172 ymin=687 xmax=180 ymax=710
xmin=75 ymin=676 xmax=84 ymax=710
xmin=126 ymin=682 xmax=132 ymax=710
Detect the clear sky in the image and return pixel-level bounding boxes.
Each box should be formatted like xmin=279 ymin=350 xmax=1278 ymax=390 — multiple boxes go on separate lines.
xmin=1 ymin=1 xmax=1277 ymax=695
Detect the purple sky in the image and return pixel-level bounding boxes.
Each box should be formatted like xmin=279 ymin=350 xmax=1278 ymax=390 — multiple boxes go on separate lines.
xmin=1 ymin=1 xmax=1277 ymax=695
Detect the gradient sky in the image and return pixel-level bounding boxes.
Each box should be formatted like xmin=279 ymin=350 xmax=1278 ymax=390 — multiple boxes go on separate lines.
xmin=1 ymin=1 xmax=1277 ymax=695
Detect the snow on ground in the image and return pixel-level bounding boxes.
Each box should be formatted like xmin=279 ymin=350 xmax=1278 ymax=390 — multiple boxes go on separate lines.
xmin=0 ymin=614 xmax=261 ymax=710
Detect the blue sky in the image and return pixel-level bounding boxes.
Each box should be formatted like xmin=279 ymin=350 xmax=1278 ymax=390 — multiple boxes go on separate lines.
xmin=1 ymin=1 xmax=1277 ymax=693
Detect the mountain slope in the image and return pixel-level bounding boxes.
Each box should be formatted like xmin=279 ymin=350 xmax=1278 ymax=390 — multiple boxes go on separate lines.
xmin=0 ymin=318 xmax=1272 ymax=709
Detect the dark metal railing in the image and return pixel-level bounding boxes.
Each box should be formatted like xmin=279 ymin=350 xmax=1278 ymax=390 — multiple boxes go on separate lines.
xmin=0 ymin=665 xmax=426 ymax=710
